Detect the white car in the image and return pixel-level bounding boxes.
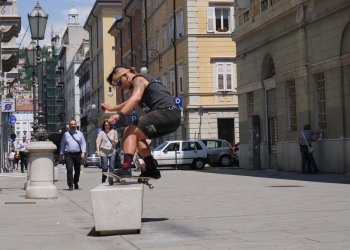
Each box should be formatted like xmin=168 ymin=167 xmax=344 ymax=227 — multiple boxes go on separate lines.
xmin=152 ymin=140 xmax=208 ymax=169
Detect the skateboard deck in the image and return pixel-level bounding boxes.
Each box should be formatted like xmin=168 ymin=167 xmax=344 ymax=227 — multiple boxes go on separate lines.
xmin=103 ymin=172 xmax=155 ymax=189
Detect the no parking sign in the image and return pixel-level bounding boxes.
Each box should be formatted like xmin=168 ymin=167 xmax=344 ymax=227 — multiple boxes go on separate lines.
xmin=1 ymin=98 xmax=15 ymax=112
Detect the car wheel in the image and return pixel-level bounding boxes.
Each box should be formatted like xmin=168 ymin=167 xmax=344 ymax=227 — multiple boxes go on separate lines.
xmin=220 ymin=155 xmax=231 ymax=167
xmin=192 ymin=158 xmax=205 ymax=170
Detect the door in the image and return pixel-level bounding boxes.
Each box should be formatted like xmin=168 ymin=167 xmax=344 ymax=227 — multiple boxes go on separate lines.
xmin=218 ymin=118 xmax=235 ymax=144
xmin=161 ymin=142 xmax=180 ymax=165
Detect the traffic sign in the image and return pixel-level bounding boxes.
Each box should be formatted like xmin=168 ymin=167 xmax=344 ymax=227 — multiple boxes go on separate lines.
xmin=174 ymin=96 xmax=182 ymax=108
xmin=6 ymin=114 xmax=16 ymax=125
xmin=130 ymin=110 xmax=138 ymax=124
xmin=1 ymin=98 xmax=15 ymax=112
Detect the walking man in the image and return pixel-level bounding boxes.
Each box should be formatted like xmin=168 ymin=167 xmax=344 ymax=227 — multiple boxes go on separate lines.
xmin=18 ymin=135 xmax=29 ymax=173
xmin=101 ymin=66 xmax=181 ymax=179
xmin=59 ymin=119 xmax=86 ymax=190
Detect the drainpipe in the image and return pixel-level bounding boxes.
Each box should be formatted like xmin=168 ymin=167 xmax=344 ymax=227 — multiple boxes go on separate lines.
xmin=115 ymin=18 xmax=123 ymax=65
xmin=124 ymin=6 xmax=134 ymax=65
xmin=144 ymin=0 xmax=148 ymax=64
xmin=172 ymin=0 xmax=178 ymax=96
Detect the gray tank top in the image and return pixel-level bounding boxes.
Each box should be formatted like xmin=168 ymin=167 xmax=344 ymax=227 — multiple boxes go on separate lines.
xmin=133 ymin=74 xmax=175 ymax=112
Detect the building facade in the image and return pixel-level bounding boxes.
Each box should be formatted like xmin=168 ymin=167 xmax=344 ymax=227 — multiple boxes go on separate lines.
xmin=83 ymin=0 xmax=122 ymax=151
xmin=109 ymin=0 xmax=239 ymax=146
xmin=233 ymin=0 xmax=350 ymax=173
xmin=57 ymin=8 xmax=89 ymax=130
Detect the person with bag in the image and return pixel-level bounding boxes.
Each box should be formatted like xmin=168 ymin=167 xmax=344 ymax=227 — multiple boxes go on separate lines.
xmin=96 ymin=120 xmax=118 ymax=183
xmin=14 ymin=151 xmax=20 ymax=170
xmin=297 ymin=124 xmax=322 ymax=174
xmin=59 ymin=119 xmax=86 ymax=191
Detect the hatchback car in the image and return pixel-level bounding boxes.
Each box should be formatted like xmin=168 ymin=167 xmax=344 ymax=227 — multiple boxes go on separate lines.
xmin=200 ymin=139 xmax=234 ymax=167
xmin=84 ymin=153 xmax=101 ymax=168
xmin=152 ymin=140 xmax=208 ymax=169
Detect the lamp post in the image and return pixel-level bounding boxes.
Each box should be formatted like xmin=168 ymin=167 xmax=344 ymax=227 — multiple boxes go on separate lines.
xmin=25 ymin=2 xmax=57 ymax=199
xmin=26 ymin=40 xmax=38 ymax=137
xmin=28 ymin=1 xmax=48 ymax=141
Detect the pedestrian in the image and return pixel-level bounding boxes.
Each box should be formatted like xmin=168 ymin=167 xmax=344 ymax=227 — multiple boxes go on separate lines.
xmin=96 ymin=120 xmax=118 ymax=183
xmin=101 ymin=66 xmax=181 ymax=178
xmin=14 ymin=151 xmax=20 ymax=170
xmin=59 ymin=119 xmax=87 ymax=191
xmin=18 ymin=135 xmax=29 ymax=173
xmin=297 ymin=124 xmax=322 ymax=174
xmin=8 ymin=150 xmax=15 ymax=170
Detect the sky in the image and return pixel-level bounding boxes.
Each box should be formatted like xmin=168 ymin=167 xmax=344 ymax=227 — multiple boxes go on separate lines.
xmin=17 ymin=0 xmax=95 ymax=48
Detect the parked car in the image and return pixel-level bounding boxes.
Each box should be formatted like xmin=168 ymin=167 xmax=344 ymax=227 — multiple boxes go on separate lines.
xmin=84 ymin=153 xmax=101 ymax=168
xmin=200 ymin=139 xmax=234 ymax=167
xmin=152 ymin=140 xmax=208 ymax=169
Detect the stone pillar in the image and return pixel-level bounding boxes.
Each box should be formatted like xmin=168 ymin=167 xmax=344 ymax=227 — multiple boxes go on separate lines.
xmin=26 ymin=141 xmax=57 ymax=199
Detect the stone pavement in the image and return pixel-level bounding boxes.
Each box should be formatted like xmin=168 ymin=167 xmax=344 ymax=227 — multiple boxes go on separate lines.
xmin=0 ymin=165 xmax=350 ymax=250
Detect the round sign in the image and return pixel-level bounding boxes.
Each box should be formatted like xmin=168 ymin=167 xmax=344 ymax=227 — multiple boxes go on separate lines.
xmin=6 ymin=114 xmax=16 ymax=125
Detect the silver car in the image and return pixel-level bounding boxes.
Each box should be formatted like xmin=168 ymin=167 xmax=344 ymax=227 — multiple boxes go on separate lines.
xmin=200 ymin=139 xmax=234 ymax=167
xmin=84 ymin=153 xmax=101 ymax=168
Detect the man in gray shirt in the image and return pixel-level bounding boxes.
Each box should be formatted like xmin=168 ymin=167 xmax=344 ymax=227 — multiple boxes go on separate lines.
xmin=59 ymin=119 xmax=86 ymax=191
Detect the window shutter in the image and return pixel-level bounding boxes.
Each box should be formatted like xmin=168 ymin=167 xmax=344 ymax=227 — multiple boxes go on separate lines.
xmin=207 ymin=7 xmax=215 ymax=32
xmin=176 ymin=10 xmax=184 ymax=38
xmin=233 ymin=63 xmax=237 ymax=91
xmin=229 ymin=7 xmax=235 ymax=32
xmin=226 ymin=63 xmax=233 ymax=91
xmin=216 ymin=63 xmax=225 ymax=91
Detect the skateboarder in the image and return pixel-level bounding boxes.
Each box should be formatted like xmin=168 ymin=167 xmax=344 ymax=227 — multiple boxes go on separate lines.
xmin=102 ymin=66 xmax=181 ymax=179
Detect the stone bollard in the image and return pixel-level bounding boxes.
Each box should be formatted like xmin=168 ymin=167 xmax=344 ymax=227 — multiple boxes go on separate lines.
xmin=26 ymin=141 xmax=57 ymax=199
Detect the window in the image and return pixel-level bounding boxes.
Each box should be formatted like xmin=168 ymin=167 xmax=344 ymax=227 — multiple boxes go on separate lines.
xmin=287 ymin=80 xmax=297 ymax=131
xmin=170 ymin=69 xmax=175 ymax=95
xmin=178 ymin=63 xmax=184 ymax=93
xmin=165 ymin=142 xmax=180 ymax=151
xmin=176 ymin=10 xmax=184 ymax=38
xmin=182 ymin=142 xmax=196 ymax=151
xmin=260 ymin=0 xmax=269 ymax=12
xmin=215 ymin=62 xmax=236 ymax=92
xmin=247 ymin=91 xmax=254 ymax=115
xmin=243 ymin=10 xmax=250 ymax=23
xmin=207 ymin=6 xmax=235 ymax=33
xmin=316 ymin=73 xmax=327 ymax=129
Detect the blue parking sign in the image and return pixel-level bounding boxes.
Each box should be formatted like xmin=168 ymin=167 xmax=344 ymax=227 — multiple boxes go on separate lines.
xmin=174 ymin=96 xmax=182 ymax=108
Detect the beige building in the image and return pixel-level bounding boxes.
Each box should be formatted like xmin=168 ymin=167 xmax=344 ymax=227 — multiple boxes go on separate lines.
xmin=83 ymin=0 xmax=123 ymax=137
xmin=109 ymin=0 xmax=239 ymax=145
xmin=233 ymin=0 xmax=350 ymax=173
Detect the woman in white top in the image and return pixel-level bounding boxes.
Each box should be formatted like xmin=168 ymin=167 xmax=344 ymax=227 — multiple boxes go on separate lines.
xmin=96 ymin=120 xmax=118 ymax=183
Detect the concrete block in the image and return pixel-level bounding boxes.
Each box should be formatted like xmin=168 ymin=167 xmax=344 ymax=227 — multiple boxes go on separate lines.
xmin=91 ymin=183 xmax=144 ymax=235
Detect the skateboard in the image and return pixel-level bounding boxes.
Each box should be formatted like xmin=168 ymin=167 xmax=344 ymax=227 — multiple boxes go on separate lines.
xmin=103 ymin=172 xmax=155 ymax=189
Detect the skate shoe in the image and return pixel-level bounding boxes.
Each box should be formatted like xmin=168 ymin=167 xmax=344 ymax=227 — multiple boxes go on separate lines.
xmin=112 ymin=168 xmax=131 ymax=178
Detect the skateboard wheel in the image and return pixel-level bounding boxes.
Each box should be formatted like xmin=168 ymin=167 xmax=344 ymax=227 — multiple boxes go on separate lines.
xmin=121 ymin=180 xmax=126 ymax=185
xmin=108 ymin=176 xmax=114 ymax=185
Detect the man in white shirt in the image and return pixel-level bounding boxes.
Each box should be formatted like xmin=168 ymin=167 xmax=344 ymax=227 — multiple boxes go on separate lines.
xmin=18 ymin=135 xmax=29 ymax=173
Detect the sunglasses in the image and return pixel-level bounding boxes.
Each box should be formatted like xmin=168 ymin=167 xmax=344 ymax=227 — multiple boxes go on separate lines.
xmin=113 ymin=73 xmax=127 ymax=87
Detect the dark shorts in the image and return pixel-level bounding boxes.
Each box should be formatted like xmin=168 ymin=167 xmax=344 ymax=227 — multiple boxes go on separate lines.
xmin=137 ymin=107 xmax=181 ymax=139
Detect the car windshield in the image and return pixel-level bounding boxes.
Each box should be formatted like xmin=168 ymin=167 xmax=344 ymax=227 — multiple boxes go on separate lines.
xmin=154 ymin=141 xmax=168 ymax=151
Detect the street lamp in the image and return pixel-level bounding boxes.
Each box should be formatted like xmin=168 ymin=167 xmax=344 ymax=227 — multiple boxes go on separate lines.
xmin=142 ymin=49 xmax=162 ymax=74
xmin=26 ymin=40 xmax=38 ymax=136
xmin=28 ymin=1 xmax=48 ymax=141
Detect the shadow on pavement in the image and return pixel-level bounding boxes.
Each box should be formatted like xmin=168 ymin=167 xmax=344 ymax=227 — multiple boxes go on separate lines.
xmin=175 ymin=167 xmax=350 ymax=185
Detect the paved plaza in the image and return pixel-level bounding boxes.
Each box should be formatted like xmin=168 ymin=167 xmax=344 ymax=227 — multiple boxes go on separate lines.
xmin=0 ymin=166 xmax=350 ymax=250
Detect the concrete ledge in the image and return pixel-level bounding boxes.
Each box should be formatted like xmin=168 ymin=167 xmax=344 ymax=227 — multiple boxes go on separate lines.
xmin=91 ymin=183 xmax=144 ymax=235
